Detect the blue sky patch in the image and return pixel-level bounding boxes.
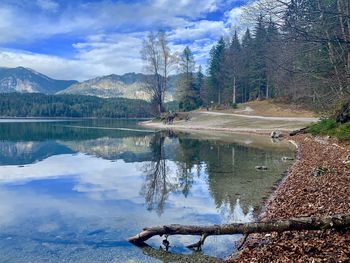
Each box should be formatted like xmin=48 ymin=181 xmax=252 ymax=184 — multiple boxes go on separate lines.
xmin=0 ymin=0 xmax=249 ymax=80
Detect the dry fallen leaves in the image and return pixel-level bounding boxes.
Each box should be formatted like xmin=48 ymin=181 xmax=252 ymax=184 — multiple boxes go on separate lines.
xmin=228 ymin=135 xmax=350 ymax=262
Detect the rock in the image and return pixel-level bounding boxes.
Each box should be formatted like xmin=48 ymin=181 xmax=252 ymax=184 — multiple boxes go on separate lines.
xmin=335 ymin=102 xmax=350 ymax=123
xmin=282 ymin=157 xmax=294 ymax=161
xmin=270 ymin=131 xmax=281 ymax=139
xmin=311 ymin=167 xmax=328 ymax=177
xmin=341 ymin=154 xmax=350 ymax=167
xmin=255 ymin=166 xmax=268 ymax=170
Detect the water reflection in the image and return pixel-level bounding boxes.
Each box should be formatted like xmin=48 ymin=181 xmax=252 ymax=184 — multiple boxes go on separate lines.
xmin=141 ymin=133 xmax=171 ymax=215
xmin=0 ymin=120 xmax=294 ymax=262
xmin=137 ymin=132 xmax=293 ymax=216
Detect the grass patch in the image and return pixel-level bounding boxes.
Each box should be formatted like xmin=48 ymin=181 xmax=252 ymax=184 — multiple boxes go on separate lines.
xmin=306 ymin=119 xmax=337 ymax=135
xmin=306 ymin=118 xmax=350 ymax=142
xmin=334 ymin=123 xmax=350 ymax=141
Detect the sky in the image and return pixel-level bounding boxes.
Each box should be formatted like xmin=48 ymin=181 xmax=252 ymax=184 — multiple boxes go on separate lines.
xmin=0 ymin=0 xmax=249 ymax=81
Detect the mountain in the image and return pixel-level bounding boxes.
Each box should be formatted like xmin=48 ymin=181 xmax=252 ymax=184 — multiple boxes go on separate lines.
xmin=0 ymin=67 xmax=177 ymax=100
xmin=58 ymin=73 xmax=148 ymax=99
xmin=58 ymin=72 xmax=176 ymax=100
xmin=0 ymin=67 xmax=78 ymax=94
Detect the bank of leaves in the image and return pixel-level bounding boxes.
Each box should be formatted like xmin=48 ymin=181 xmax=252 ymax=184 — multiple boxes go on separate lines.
xmin=232 ymin=135 xmax=350 ymax=262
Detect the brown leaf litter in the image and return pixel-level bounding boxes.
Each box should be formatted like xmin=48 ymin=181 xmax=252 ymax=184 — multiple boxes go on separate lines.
xmin=228 ymin=135 xmax=350 ymax=262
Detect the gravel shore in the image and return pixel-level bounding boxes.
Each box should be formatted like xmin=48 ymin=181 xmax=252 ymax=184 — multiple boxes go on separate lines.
xmin=229 ymin=135 xmax=350 ymax=262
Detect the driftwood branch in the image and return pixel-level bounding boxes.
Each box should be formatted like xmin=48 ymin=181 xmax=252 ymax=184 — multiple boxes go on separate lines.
xmin=289 ymin=127 xmax=307 ymax=136
xmin=128 ymin=214 xmax=350 ymax=246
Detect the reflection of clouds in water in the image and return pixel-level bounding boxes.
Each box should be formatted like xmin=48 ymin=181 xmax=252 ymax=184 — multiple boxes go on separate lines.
xmin=220 ymin=199 xmax=254 ymax=224
xmin=0 ymin=154 xmax=144 ymax=202
xmin=0 ymin=153 xmax=254 ymax=225
xmin=0 ymin=154 xmax=227 ymax=223
xmin=0 ymin=190 xmax=17 ymax=225
xmin=167 ymin=170 xmax=219 ymax=222
xmin=73 ymin=160 xmax=144 ymax=202
xmin=0 ymin=187 xmax=130 ymax=228
xmin=0 ymin=154 xmax=97 ymax=184
xmin=0 ymin=151 xmax=252 ymax=259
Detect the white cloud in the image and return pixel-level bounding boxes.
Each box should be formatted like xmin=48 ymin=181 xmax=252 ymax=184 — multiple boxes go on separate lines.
xmin=168 ymin=20 xmax=228 ymax=41
xmin=225 ymin=5 xmax=246 ymax=29
xmin=0 ymin=49 xmax=90 ymax=81
xmin=0 ymin=0 xmax=223 ymax=44
xmin=36 ymin=0 xmax=59 ymax=12
xmin=0 ymin=34 xmax=145 ymax=81
xmin=0 ymin=0 xmax=251 ymax=79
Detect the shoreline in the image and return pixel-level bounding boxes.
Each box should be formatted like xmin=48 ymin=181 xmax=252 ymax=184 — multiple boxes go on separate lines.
xmin=142 ymin=117 xmax=349 ymax=261
xmin=229 ymin=134 xmax=350 ymax=262
xmin=139 ymin=111 xmax=317 ymax=135
xmin=140 ymin=120 xmax=294 ymax=136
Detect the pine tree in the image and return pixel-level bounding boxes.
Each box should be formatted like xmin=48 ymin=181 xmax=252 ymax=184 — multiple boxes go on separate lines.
xmin=241 ymin=28 xmax=254 ymax=102
xmin=252 ymin=15 xmax=268 ymax=99
xmin=176 ymin=46 xmax=199 ymax=111
xmin=229 ymin=31 xmax=241 ymax=104
xmin=264 ymin=19 xmax=280 ymax=99
xmin=196 ymin=65 xmax=204 ymax=106
xmin=208 ymin=37 xmax=226 ymax=105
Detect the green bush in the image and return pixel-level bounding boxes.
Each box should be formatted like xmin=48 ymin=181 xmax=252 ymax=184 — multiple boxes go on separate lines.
xmin=306 ymin=118 xmax=350 ymax=142
xmin=306 ymin=118 xmax=337 ymax=135
xmin=231 ymin=103 xmax=238 ymax=109
xmin=334 ymin=123 xmax=350 ymax=141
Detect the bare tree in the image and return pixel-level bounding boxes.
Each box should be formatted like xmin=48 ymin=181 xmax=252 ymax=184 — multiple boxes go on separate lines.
xmin=141 ymin=31 xmax=176 ymax=115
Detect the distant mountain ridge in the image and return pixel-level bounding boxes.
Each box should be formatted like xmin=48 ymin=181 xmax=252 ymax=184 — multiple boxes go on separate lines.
xmin=0 ymin=67 xmax=77 ymax=94
xmin=59 ymin=72 xmax=176 ymax=101
xmin=58 ymin=73 xmax=151 ymax=100
xmin=0 ymin=67 xmax=176 ymax=100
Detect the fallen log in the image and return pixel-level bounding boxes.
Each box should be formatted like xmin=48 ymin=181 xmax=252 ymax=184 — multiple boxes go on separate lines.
xmin=289 ymin=127 xmax=307 ymax=136
xmin=128 ymin=214 xmax=350 ymax=248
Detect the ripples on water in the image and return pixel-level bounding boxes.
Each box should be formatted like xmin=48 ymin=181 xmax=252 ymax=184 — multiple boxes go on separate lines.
xmin=0 ymin=119 xmax=295 ymax=262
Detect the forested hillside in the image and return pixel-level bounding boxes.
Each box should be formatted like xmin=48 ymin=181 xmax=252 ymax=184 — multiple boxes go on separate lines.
xmin=203 ymin=0 xmax=350 ymax=110
xmin=0 ymin=93 xmax=153 ymax=118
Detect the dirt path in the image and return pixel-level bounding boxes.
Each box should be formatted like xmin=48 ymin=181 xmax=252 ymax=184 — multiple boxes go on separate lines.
xmin=141 ymin=111 xmax=318 ymax=133
xmin=199 ymin=111 xmax=319 ymax=122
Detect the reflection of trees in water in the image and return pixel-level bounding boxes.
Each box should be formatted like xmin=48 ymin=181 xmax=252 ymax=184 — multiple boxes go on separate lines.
xmin=140 ymin=132 xmax=173 ymax=215
xmin=140 ymin=132 xmax=290 ymax=217
xmin=175 ymin=138 xmax=202 ymax=197
xmin=140 ymin=132 xmax=203 ymax=215
xmin=219 ymin=199 xmax=254 ymax=224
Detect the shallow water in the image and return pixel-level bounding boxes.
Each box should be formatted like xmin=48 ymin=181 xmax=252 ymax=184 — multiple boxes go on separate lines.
xmin=0 ymin=119 xmax=295 ymax=262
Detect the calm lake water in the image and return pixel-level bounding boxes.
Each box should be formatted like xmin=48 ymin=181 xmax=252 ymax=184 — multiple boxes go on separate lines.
xmin=0 ymin=119 xmax=295 ymax=262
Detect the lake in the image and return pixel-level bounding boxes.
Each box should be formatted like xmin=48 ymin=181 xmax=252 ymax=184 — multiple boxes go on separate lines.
xmin=0 ymin=119 xmax=295 ymax=262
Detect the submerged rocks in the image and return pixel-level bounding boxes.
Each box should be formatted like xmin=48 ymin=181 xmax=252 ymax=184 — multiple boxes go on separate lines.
xmin=281 ymin=156 xmax=294 ymax=161
xmin=270 ymin=131 xmax=281 ymax=139
xmin=255 ymin=166 xmax=268 ymax=170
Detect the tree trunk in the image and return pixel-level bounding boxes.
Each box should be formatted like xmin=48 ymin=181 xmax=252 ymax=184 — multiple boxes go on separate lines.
xmin=233 ymin=75 xmax=236 ymax=104
xmin=266 ymin=78 xmax=269 ymax=99
xmin=128 ymin=214 xmax=350 ymax=245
